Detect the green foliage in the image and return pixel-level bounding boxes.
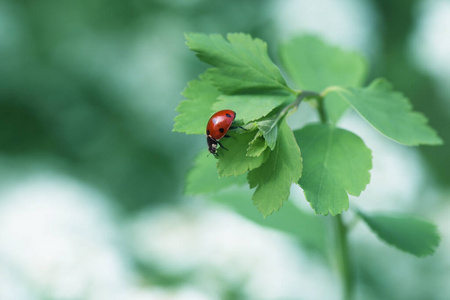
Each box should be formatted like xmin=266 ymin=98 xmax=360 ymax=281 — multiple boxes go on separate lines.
xmin=358 ymin=211 xmax=441 ymax=257
xmin=248 ymin=119 xmax=302 ymax=216
xmin=279 ymin=35 xmax=367 ymax=124
xmin=173 ymin=76 xmax=220 ymax=134
xmin=186 ymin=150 xmax=247 ymax=195
xmin=255 ymin=114 xmax=281 ymax=150
xmin=279 ymin=35 xmax=367 ymax=91
xmin=217 ymin=130 xmax=270 ymax=177
xmin=323 ymin=92 xmax=351 ymax=124
xmin=212 ymin=92 xmax=292 ymax=124
xmin=175 ymin=33 xmax=442 ymax=253
xmin=246 ymin=132 xmax=268 ymax=157
xmin=331 ymin=78 xmax=443 ymax=146
xmin=185 ymin=33 xmax=288 ymax=93
xmin=294 ymin=124 xmax=372 ymax=215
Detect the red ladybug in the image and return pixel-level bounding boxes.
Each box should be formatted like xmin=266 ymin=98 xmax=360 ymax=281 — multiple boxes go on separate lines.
xmin=206 ymin=110 xmax=237 ymax=155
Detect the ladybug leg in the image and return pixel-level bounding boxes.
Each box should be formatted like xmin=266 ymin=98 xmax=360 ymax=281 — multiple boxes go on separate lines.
xmin=224 ymin=134 xmax=231 ymax=138
xmin=217 ymin=140 xmax=228 ymax=151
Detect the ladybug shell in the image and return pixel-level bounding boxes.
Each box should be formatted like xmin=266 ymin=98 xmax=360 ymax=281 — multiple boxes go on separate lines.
xmin=206 ymin=110 xmax=236 ymax=140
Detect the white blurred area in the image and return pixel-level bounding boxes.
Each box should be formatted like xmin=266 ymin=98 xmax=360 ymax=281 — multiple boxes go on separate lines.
xmin=272 ymin=0 xmax=378 ymax=55
xmin=0 ymin=175 xmax=135 ymax=300
xmin=410 ymin=0 xmax=450 ymax=105
xmin=2 ymin=0 xmax=450 ymax=299
xmin=0 ymin=174 xmax=214 ymax=300
xmin=0 ymin=174 xmax=336 ymax=300
xmin=130 ymin=204 xmax=336 ymax=300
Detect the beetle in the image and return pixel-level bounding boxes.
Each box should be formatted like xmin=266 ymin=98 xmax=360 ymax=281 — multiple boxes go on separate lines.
xmin=206 ymin=109 xmax=243 ymax=155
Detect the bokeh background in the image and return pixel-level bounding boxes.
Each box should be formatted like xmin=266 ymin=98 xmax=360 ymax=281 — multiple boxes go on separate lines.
xmin=1 ymin=0 xmax=449 ymax=299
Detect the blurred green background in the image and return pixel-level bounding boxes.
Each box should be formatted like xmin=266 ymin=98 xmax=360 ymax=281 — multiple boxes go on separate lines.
xmin=0 ymin=0 xmax=449 ymax=299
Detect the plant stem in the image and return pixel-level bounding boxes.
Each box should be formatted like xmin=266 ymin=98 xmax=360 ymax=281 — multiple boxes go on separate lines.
xmin=276 ymin=90 xmax=319 ymax=123
xmin=287 ymin=91 xmax=320 ymax=114
xmin=316 ymin=97 xmax=353 ymax=300
xmin=316 ymin=94 xmax=324 ymax=122
xmin=317 ymin=98 xmax=327 ymax=123
xmin=333 ymin=215 xmax=353 ymax=300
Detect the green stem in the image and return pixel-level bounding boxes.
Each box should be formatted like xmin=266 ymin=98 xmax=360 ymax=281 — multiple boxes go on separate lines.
xmin=317 ymin=97 xmax=353 ymax=300
xmin=320 ymin=85 xmax=348 ymax=97
xmin=333 ymin=215 xmax=353 ymax=300
xmin=317 ymin=97 xmax=327 ymax=124
xmin=277 ymin=90 xmax=319 ymax=123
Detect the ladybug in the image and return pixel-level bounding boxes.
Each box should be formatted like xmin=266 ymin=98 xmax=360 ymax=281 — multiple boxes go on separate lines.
xmin=206 ymin=109 xmax=239 ymax=155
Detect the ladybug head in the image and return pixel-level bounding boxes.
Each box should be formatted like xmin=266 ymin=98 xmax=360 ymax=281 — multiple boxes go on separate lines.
xmin=207 ymin=136 xmax=218 ymax=155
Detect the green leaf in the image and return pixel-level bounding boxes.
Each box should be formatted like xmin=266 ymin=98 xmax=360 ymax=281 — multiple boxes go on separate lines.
xmin=279 ymin=35 xmax=367 ymax=123
xmin=294 ymin=124 xmax=372 ymax=215
xmin=332 ymin=78 xmax=443 ymax=145
xmin=279 ymin=35 xmax=366 ymax=91
xmin=246 ymin=132 xmax=268 ymax=157
xmin=217 ymin=130 xmax=270 ymax=177
xmin=185 ymin=33 xmax=288 ymax=93
xmin=212 ymin=92 xmax=292 ymax=124
xmin=185 ymin=150 xmax=247 ymax=195
xmin=248 ymin=119 xmax=302 ymax=216
xmin=173 ymin=76 xmax=221 ymax=134
xmin=323 ymin=92 xmax=350 ymax=124
xmin=255 ymin=115 xmax=280 ymax=150
xmin=358 ymin=211 xmax=440 ymax=257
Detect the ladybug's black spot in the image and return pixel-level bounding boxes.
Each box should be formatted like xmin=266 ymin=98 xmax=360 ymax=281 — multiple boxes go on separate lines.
xmin=219 ymin=128 xmax=225 ymax=133
xmin=226 ymin=113 xmax=232 ymax=118
xmin=207 ymin=129 xmax=210 ymax=135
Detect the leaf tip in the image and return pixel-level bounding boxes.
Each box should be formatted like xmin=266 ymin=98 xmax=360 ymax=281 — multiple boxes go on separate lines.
xmin=359 ymin=211 xmax=441 ymax=257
